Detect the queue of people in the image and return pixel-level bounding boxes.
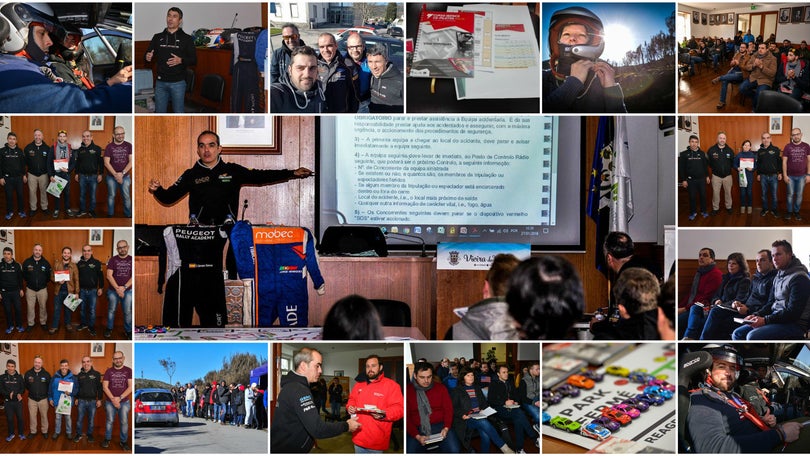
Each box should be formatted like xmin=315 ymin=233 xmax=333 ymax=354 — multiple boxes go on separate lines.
xmin=174 ymin=381 xmax=265 ymax=429
xmin=0 ymin=127 xmax=133 ymax=220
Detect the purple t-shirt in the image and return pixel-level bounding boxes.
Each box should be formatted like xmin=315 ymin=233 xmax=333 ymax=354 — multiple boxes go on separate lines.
xmin=103 ymin=365 xmax=132 ymax=398
xmin=783 ymin=142 xmax=810 ymax=177
xmin=107 ymin=255 xmax=132 ymax=290
xmin=104 ymin=141 xmax=132 ymax=173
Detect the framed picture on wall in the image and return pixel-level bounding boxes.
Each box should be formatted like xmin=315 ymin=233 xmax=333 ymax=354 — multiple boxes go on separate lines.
xmin=728 ymin=13 xmax=734 ymax=24
xmin=683 ymin=116 xmax=692 ymax=132
xmin=709 ymin=15 xmax=715 ymax=25
xmin=213 ymin=115 xmax=281 ymax=155
xmin=334 ymin=370 xmax=344 ymax=377
xmin=720 ymin=14 xmax=727 ymax=24
xmin=89 ymin=229 xmax=103 ymax=246
xmin=804 ymin=6 xmax=810 ymax=22
xmin=91 ymin=343 xmax=105 ymax=357
xmin=692 ymin=11 xmax=699 ymax=24
xmin=779 ymin=7 xmax=790 ymax=23
xmin=701 ymin=13 xmax=707 ymax=25
xmin=791 ymin=6 xmax=803 ymax=23
xmin=89 ymin=116 xmax=104 ymax=131
xmin=770 ymin=116 xmax=783 ymax=135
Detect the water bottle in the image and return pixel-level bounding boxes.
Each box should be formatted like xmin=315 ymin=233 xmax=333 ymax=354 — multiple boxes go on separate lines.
xmin=188 ymin=214 xmax=200 ymax=226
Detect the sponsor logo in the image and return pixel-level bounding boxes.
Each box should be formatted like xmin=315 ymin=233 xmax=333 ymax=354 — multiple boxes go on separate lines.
xmin=194 ymin=176 xmax=210 ymax=184
xmin=255 ymin=230 xmax=295 ymax=240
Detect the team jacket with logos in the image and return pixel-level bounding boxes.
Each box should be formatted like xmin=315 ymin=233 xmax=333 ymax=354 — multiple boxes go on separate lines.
xmin=346 ymin=373 xmax=404 ymax=450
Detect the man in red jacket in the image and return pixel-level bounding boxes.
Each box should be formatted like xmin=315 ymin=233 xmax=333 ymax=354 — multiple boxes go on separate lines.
xmin=406 ymin=361 xmax=461 ymax=453
xmin=678 ymin=247 xmax=723 ymax=339
xmin=347 ymin=355 xmax=403 ymax=452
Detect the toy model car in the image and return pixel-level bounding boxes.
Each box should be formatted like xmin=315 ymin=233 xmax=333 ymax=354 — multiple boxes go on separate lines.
xmin=550 ymin=416 xmax=581 ymax=433
xmin=593 ymin=416 xmax=621 ymax=432
xmin=555 ymin=384 xmax=581 ymax=397
xmin=605 ymin=365 xmax=630 ymax=377
xmin=611 ymin=403 xmax=641 ymax=418
xmin=621 ymin=397 xmax=650 ymax=412
xmin=636 ymin=393 xmax=665 ymax=406
xmin=581 ymin=369 xmax=604 ymax=382
xmin=600 ymin=407 xmax=631 ymax=425
xmin=643 ymin=385 xmax=674 ymax=400
xmin=542 ymin=389 xmax=563 ymax=405
xmin=567 ymin=374 xmax=596 ymax=389
xmin=542 ymin=411 xmax=552 ymax=424
xmin=581 ymin=422 xmax=612 ymax=441
xmin=628 ymin=370 xmax=653 ymax=383
xmin=647 ymin=378 xmax=676 ymax=392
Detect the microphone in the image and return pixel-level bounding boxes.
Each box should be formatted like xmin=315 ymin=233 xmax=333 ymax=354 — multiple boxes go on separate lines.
xmin=381 ymin=227 xmax=427 ymax=257
xmin=242 ymin=199 xmax=249 ymax=221
xmin=231 ymin=13 xmax=238 ymax=28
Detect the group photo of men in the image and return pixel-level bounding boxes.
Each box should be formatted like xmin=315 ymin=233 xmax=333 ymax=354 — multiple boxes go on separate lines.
xmin=271 ymin=344 xmax=404 ymax=453
xmin=0 ymin=116 xmax=133 ymax=226
xmin=0 ymin=343 xmax=132 ymax=453
xmin=0 ymin=229 xmax=132 ymax=340
xmin=678 ymin=230 xmax=810 ymax=340
xmin=678 ymin=116 xmax=810 ymax=225
xmin=678 ymin=3 xmax=809 ymax=113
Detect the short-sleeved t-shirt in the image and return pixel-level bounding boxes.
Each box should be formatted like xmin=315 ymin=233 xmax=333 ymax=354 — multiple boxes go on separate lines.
xmin=107 ymin=255 xmax=132 ymax=290
xmin=104 ymin=141 xmax=132 ymax=173
xmin=103 ymin=365 xmax=132 ymax=398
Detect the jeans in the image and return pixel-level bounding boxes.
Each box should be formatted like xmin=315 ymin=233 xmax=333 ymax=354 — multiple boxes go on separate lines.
xmin=739 ymin=80 xmax=770 ymax=108
xmin=3 ymin=175 xmax=24 ymax=213
xmin=4 ymin=401 xmax=23 ymax=436
xmin=105 ymin=174 xmax=131 ymax=217
xmin=76 ymin=399 xmax=96 ymax=437
xmin=213 ymin=403 xmax=221 ymax=421
xmin=1 ymin=290 xmax=22 ymax=328
xmin=689 ymin=56 xmax=704 ymax=75
xmin=51 ymin=288 xmax=72 ymax=329
xmin=330 ymin=400 xmax=340 ymax=417
xmin=732 ymin=322 xmax=806 ymax=340
xmin=53 ymin=171 xmax=71 ymax=211
xmin=522 ymin=402 xmax=540 ymax=423
xmin=78 ymin=174 xmax=97 ymax=213
xmin=54 ymin=408 xmax=72 ymax=435
xmin=106 ymin=288 xmax=132 ymax=332
xmin=104 ymin=399 xmax=130 ymax=442
xmin=760 ymin=174 xmax=779 ymax=211
xmin=701 ymin=306 xmax=739 ymax=340
xmin=786 ymin=175 xmax=806 ymax=213
xmin=718 ymin=71 xmax=743 ymax=103
xmin=79 ymin=289 xmax=97 ymax=329
xmin=687 ymin=179 xmax=707 ymax=214
xmin=406 ymin=422 xmax=461 ymax=453
xmin=684 ymin=305 xmax=709 ymax=339
xmin=186 ymin=400 xmax=194 ymax=417
xmin=354 ymin=444 xmax=383 ymax=453
xmin=740 ymin=172 xmax=754 ymax=207
xmin=155 ymin=80 xmax=186 ymax=113
xmin=467 ymin=416 xmax=506 ymax=451
xmin=495 ymin=406 xmax=532 ymax=449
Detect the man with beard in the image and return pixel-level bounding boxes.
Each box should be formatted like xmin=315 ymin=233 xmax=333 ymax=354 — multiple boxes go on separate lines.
xmin=347 ymin=355 xmax=404 ymax=453
xmin=518 ymin=362 xmax=540 ymax=424
xmin=50 ymin=130 xmax=76 ymax=218
xmin=733 ymin=240 xmax=810 ymax=340
xmin=775 ymin=48 xmax=809 ymax=102
xmin=271 ymin=24 xmax=304 ymax=84
xmin=270 ymin=46 xmax=325 ymax=114
xmin=101 ymin=351 xmax=132 ymax=450
xmin=103 ymin=126 xmax=132 ymax=218
xmin=489 ymin=366 xmax=534 ymax=451
xmin=739 ymin=42 xmax=777 ymax=110
xmin=406 ymin=361 xmax=460 ymax=453
xmin=781 ymin=128 xmax=810 ymax=221
xmin=678 ymin=248 xmax=722 ymax=338
xmin=344 ymin=33 xmax=372 ymax=112
xmin=49 ymin=247 xmax=79 ymax=334
xmin=367 ymin=46 xmax=403 ymax=113
xmin=317 ymin=33 xmax=358 ymax=113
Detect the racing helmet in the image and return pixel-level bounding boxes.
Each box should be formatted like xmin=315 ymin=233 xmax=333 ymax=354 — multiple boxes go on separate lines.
xmin=0 ymin=2 xmax=60 ymax=53
xmin=547 ymin=6 xmax=605 ymax=78
xmin=50 ymin=22 xmax=84 ymax=60
xmin=702 ymin=344 xmax=743 ymax=380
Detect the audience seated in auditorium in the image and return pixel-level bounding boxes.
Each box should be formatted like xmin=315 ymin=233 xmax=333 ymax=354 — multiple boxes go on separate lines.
xmin=678 ymin=247 xmax=722 ymax=338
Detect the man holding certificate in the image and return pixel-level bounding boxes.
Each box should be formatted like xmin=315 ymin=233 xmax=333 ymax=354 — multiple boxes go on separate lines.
xmin=49 ymin=247 xmax=80 ymax=335
xmin=347 ymin=354 xmax=404 ymax=453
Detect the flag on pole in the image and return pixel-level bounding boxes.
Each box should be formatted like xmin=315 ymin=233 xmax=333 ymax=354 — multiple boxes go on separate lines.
xmin=611 ymin=116 xmax=634 ymax=233
xmin=586 ymin=116 xmax=613 ymax=275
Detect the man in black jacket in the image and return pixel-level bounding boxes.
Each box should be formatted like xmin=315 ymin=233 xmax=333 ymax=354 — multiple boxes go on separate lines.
xmin=0 ymin=247 xmax=25 ymax=334
xmin=317 ymin=33 xmax=359 ymax=113
xmin=270 ymin=23 xmax=304 ymax=84
xmin=594 ymin=268 xmax=661 ymax=340
xmin=144 ymin=7 xmax=197 ymax=113
xmin=74 ymin=131 xmax=103 ymax=217
xmin=24 ymin=356 xmax=51 ymax=438
xmin=24 ymin=129 xmax=54 ymax=217
xmin=76 ymin=245 xmax=104 ymax=337
xmin=755 ymin=132 xmax=782 ymax=217
xmin=679 ymin=135 xmax=710 ymax=221
xmin=367 ymin=46 xmax=403 ymax=113
xmin=22 ymin=244 xmax=51 ymax=332
xmin=489 ymin=366 xmax=534 ymax=451
xmin=707 ymin=132 xmax=735 ymax=215
xmin=74 ymin=356 xmax=103 ymax=443
xmin=271 ymin=347 xmax=359 ymax=453
xmin=271 ymin=46 xmax=326 ymax=113
xmin=0 ymin=132 xmax=28 ymax=220
xmin=0 ymin=358 xmax=26 ymax=442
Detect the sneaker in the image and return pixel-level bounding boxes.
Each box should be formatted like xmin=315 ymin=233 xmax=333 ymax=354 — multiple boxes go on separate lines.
xmin=740 ymin=207 xmax=745 ymax=214
xmin=52 ymin=433 xmax=58 ymax=440
xmin=785 ymin=213 xmax=792 ymax=221
xmin=52 ymin=210 xmax=59 ymax=218
xmin=18 ymin=434 xmax=25 ymax=440
xmin=27 ymin=325 xmax=34 ymax=332
xmin=73 ymin=434 xmax=82 ymax=443
xmin=5 ymin=435 xmax=13 ymax=442
xmin=688 ymin=212 xmax=697 ymax=221
xmin=4 ymin=212 xmax=12 ymax=220
xmin=27 ymin=433 xmax=37 ymax=439
xmin=18 ymin=212 xmax=25 ymax=219
xmin=701 ymin=212 xmax=709 ymax=218
xmin=716 ymin=101 xmax=725 ymax=109
xmin=87 ymin=435 xmax=94 ymax=443
xmin=66 ymin=324 xmax=73 ymax=332
xmin=16 ymin=326 xmax=24 ymax=333
xmin=726 ymin=208 xmax=733 ymax=214
xmin=89 ymin=329 xmax=97 ymax=337
xmin=796 ymin=212 xmax=803 ymax=221
xmin=43 ymin=433 xmax=48 ymax=439
xmin=747 ymin=206 xmax=752 ymax=214
xmin=77 ymin=211 xmax=87 ymax=217
xmin=89 ymin=211 xmax=97 ymax=218
xmin=48 ymin=327 xmax=57 ymax=335
xmin=101 ymin=439 xmax=110 ymax=448
xmin=760 ymin=209 xmax=768 ymax=216
xmin=40 ymin=324 xmax=47 ymax=331
xmin=120 ymin=441 xmax=130 ymax=451
xmin=4 ymin=328 xmax=12 ymax=334
xmin=76 ymin=325 xmax=87 ymax=331
xmin=104 ymin=329 xmax=111 ymax=339
xmin=66 ymin=433 xmax=73 ymax=440
xmin=711 ymin=210 xmax=719 ymax=216
xmin=772 ymin=210 xmax=780 ymax=217
xmin=65 ymin=209 xmax=77 ymax=217
xmin=41 ymin=210 xmax=50 ymax=217
xmin=28 ymin=210 xmax=37 ymax=217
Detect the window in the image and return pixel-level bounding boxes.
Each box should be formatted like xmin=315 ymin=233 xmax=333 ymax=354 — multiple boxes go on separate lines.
xmin=274 ymin=3 xmax=281 ymax=17
xmin=676 ymin=12 xmax=690 ymax=44
xmin=290 ymin=4 xmax=298 ymax=18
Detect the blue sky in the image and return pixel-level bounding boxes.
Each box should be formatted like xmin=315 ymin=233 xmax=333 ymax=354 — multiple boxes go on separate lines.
xmin=542 ymin=3 xmax=675 ymax=62
xmin=135 ymin=343 xmax=268 ymax=385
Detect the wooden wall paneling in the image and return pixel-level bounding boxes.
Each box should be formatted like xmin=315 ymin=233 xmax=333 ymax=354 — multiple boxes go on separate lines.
xmin=17 ymin=342 xmax=127 ymax=438
xmin=678 ymin=259 xmax=755 ymax=305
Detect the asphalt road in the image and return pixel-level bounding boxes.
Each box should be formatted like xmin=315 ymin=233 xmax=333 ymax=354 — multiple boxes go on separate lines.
xmin=134 ymin=415 xmax=267 ymax=454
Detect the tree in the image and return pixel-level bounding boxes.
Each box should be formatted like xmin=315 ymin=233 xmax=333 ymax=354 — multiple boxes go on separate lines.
xmin=355 ymin=3 xmax=375 ymax=24
xmin=158 ymin=357 xmax=177 ymax=386
xmin=385 ymin=2 xmax=398 ymax=22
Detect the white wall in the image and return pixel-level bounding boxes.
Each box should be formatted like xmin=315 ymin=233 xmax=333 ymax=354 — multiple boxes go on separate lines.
xmin=135 ymin=3 xmax=264 ymax=41
xmin=516 ymin=343 xmax=539 ymax=361
xmin=281 ymin=344 xmax=403 ymax=391
xmin=677 ymin=228 xmax=792 ymax=260
xmin=413 ymin=343 xmax=474 ymax=363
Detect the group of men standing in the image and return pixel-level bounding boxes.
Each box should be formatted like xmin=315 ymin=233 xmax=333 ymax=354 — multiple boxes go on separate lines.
xmin=679 ymin=127 xmax=810 ymax=220
xmin=270 ymin=24 xmax=403 ymax=113
xmin=0 ymin=352 xmax=132 ymax=450
xmin=0 ymin=240 xmax=132 ymax=339
xmin=0 ymin=127 xmax=132 ymax=220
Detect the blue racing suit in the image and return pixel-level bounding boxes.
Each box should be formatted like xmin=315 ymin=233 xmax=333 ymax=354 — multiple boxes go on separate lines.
xmin=230 ymin=222 xmax=325 ymax=326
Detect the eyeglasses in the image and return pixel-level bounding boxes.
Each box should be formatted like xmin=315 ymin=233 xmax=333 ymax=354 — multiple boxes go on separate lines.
xmin=282 ymin=34 xmax=298 ymax=40
xmin=113 ymin=357 xmax=124 ymax=361
xmin=347 ymin=45 xmax=363 ymax=50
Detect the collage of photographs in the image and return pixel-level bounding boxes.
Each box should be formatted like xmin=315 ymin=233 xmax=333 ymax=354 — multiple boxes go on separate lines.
xmin=0 ymin=0 xmax=809 ymax=455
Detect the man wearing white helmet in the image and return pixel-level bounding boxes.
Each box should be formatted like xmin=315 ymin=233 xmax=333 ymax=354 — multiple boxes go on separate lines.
xmin=0 ymin=3 xmax=131 ymax=112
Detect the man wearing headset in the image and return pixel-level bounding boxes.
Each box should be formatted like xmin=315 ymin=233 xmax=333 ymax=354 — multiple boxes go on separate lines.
xmin=0 ymin=3 xmax=131 ymax=113
xmin=686 ymin=345 xmax=801 ymax=453
xmin=543 ymin=6 xmax=626 ymax=113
